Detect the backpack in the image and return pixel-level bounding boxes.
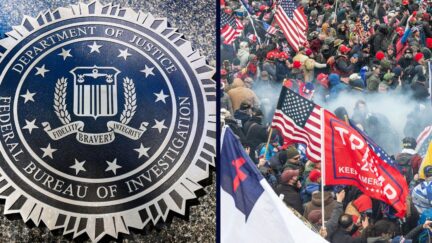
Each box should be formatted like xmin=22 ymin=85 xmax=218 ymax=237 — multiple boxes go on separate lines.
xmin=395 ymin=153 xmax=414 ymax=182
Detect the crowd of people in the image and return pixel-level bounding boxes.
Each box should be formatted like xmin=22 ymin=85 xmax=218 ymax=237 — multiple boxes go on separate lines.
xmin=221 ymin=0 xmax=432 ymax=242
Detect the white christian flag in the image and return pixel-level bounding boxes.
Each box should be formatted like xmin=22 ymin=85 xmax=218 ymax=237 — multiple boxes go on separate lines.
xmin=220 ymin=127 xmax=328 ymax=243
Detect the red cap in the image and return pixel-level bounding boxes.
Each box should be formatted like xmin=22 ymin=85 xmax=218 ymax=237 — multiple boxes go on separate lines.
xmin=415 ymin=52 xmax=424 ymax=62
xmin=280 ymin=169 xmax=300 ymax=183
xmin=402 ymin=0 xmax=409 ymax=5
xmin=396 ymin=27 xmax=405 ymax=36
xmin=376 ymin=51 xmax=385 ymax=61
xmin=293 ymin=60 xmax=302 ymax=69
xmin=427 ymin=38 xmax=432 ymax=49
xmin=308 ymin=169 xmax=321 ymax=183
xmin=339 ymin=44 xmax=351 ymax=54
xmin=316 ymin=73 xmax=329 ymax=88
xmin=305 ymin=49 xmax=313 ymax=56
xmin=224 ymin=8 xmax=233 ymax=14
xmin=266 ymin=52 xmax=276 ymax=60
xmin=278 ymin=52 xmax=288 ymax=59
xmin=259 ymin=5 xmax=266 ymax=11
xmin=423 ymin=13 xmax=431 ymax=21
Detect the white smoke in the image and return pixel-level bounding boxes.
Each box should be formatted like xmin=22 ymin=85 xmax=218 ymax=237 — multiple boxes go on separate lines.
xmin=252 ymin=81 xmax=431 ymax=155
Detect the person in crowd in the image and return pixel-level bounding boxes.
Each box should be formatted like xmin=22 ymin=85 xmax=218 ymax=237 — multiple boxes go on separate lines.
xmin=412 ymin=166 xmax=432 ymax=214
xmin=304 ymin=188 xmax=338 ymax=222
xmin=314 ymin=190 xmax=346 ymax=240
xmin=301 ymin=169 xmax=321 ymax=204
xmin=362 ymin=219 xmax=432 ymax=243
xmin=275 ymin=168 xmax=304 ymax=214
xmin=227 ymin=78 xmax=260 ymax=111
xmin=395 ymin=137 xmax=423 ymax=181
xmin=328 ymin=213 xmax=369 ymax=243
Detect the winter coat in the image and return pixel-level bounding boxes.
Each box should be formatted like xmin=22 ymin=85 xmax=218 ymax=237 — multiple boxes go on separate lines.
xmin=329 ymin=228 xmax=364 ymax=243
xmin=303 ymin=58 xmax=327 ymax=82
xmin=227 ymin=79 xmax=260 ymax=111
xmin=324 ymin=202 xmax=344 ymax=241
xmin=262 ymin=61 xmax=277 ymax=81
xmin=366 ymin=73 xmax=380 ymax=91
xmin=304 ymin=191 xmax=337 ymax=221
xmin=293 ymin=52 xmax=309 ymax=65
xmin=332 ymin=55 xmax=355 ymax=78
xmin=224 ymin=118 xmax=247 ymax=145
xmin=237 ymin=48 xmax=250 ymax=68
xmin=233 ymin=109 xmax=250 ymax=128
xmin=243 ymin=117 xmax=268 ymax=153
xmin=220 ymin=91 xmax=233 ymax=115
xmin=328 ymin=73 xmax=347 ymax=100
xmin=275 ymin=183 xmax=304 ymax=215
xmin=276 ymin=60 xmax=290 ymax=82
xmin=301 ymin=182 xmax=320 ymax=203
xmin=411 ymin=82 xmax=430 ymax=101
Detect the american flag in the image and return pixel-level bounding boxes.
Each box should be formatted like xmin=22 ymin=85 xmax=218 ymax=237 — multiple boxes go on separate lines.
xmin=416 ymin=125 xmax=432 ymax=157
xmin=271 ymin=87 xmax=322 ymax=162
xmin=221 ymin=11 xmax=244 ymax=45
xmin=274 ymin=0 xmax=307 ymax=52
xmin=263 ymin=22 xmax=278 ymax=35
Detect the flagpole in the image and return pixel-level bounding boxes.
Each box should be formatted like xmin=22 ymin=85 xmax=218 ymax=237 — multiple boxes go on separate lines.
xmin=264 ymin=128 xmax=273 ymax=160
xmin=334 ymin=0 xmax=338 ymax=17
xmin=240 ymin=1 xmax=262 ymax=45
xmin=428 ymin=61 xmax=431 ymax=100
xmin=320 ymin=107 xmax=326 ymax=229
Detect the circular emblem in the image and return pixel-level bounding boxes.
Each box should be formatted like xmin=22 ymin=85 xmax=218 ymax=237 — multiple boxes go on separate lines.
xmin=0 ymin=1 xmax=215 ymax=241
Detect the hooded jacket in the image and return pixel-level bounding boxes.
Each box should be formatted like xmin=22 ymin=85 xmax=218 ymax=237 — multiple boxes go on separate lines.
xmin=227 ymin=79 xmax=260 ymax=111
xmin=328 ymin=73 xmax=347 ymax=99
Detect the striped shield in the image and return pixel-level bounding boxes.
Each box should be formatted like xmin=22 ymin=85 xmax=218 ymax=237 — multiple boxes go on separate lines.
xmin=70 ymin=66 xmax=120 ymax=119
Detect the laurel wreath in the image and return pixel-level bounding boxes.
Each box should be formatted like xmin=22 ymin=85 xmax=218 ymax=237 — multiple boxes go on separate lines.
xmin=120 ymin=77 xmax=137 ymax=125
xmin=54 ymin=77 xmax=71 ymax=125
xmin=54 ymin=76 xmax=136 ymax=125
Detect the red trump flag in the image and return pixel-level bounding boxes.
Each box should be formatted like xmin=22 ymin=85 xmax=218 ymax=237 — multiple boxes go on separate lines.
xmin=272 ymin=87 xmax=408 ymax=217
xmin=323 ymin=110 xmax=408 ymax=217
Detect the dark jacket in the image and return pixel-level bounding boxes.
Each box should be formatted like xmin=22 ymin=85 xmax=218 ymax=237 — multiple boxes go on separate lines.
xmin=325 ymin=202 xmax=345 ymax=241
xmin=275 ymin=183 xmax=304 ymax=215
xmin=243 ymin=117 xmax=267 ymax=151
xmin=333 ymin=55 xmax=355 ymax=77
xmin=329 ymin=228 xmax=364 ymax=243
xmin=328 ymin=73 xmax=348 ymax=100
xmin=411 ymin=82 xmax=430 ymax=101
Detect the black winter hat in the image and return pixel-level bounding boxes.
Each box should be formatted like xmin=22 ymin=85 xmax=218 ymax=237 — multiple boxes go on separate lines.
xmin=402 ymin=137 xmax=417 ymax=149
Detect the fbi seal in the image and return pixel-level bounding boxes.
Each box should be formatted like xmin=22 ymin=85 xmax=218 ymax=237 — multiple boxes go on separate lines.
xmin=0 ymin=1 xmax=215 ymax=241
